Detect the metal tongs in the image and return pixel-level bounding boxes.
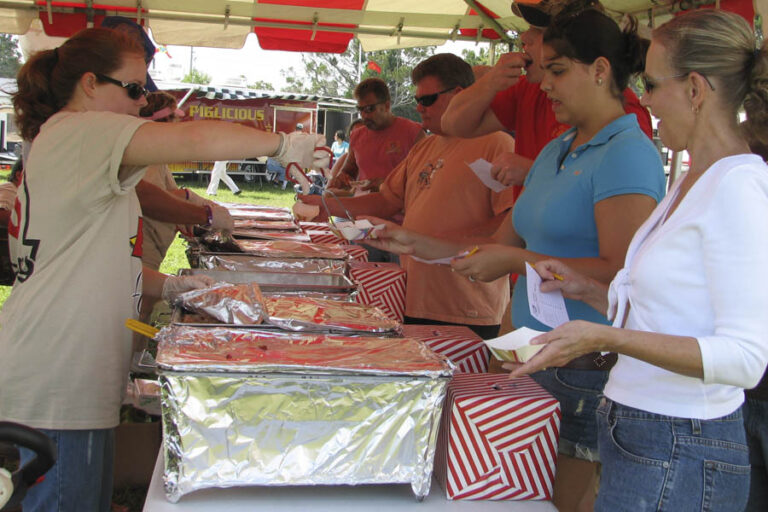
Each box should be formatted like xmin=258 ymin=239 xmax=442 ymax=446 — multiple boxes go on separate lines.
xmin=321 ymin=189 xmax=383 ymax=241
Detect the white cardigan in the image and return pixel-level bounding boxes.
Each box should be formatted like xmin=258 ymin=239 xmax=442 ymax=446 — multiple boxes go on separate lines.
xmin=604 ymin=154 xmax=768 ymax=419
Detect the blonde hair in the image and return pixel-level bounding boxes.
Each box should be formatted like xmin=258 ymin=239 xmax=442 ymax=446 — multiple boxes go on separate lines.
xmin=654 ymin=9 xmax=768 ymax=144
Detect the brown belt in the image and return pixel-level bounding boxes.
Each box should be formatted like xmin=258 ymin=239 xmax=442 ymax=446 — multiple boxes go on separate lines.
xmin=562 ymin=352 xmax=617 ymax=371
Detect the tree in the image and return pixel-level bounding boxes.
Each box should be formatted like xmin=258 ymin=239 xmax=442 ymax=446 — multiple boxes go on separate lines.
xmin=281 ymin=39 xmax=436 ymax=121
xmin=0 ymin=34 xmax=21 ymax=78
xmin=182 ymin=69 xmax=212 ymax=85
xmin=248 ymin=79 xmax=275 ymax=91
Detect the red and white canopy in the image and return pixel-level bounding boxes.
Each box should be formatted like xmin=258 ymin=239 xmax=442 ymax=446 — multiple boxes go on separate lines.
xmin=0 ymin=0 xmax=760 ymax=53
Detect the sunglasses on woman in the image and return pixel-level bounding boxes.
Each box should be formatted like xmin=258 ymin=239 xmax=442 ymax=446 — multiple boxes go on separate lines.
xmin=95 ymin=73 xmax=149 ymax=100
xmin=641 ymin=72 xmax=715 ymax=93
xmin=414 ymin=87 xmax=456 ymax=107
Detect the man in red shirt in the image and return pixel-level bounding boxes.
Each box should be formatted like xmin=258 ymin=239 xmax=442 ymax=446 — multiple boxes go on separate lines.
xmin=330 ymin=78 xmax=424 ymax=191
xmin=442 ymin=0 xmax=652 ymax=198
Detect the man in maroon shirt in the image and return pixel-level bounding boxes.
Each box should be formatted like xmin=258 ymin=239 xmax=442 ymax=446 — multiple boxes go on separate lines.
xmin=442 ymin=0 xmax=652 ymax=199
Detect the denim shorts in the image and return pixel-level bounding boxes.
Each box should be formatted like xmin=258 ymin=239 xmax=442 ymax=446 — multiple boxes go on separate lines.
xmin=596 ymin=398 xmax=750 ymax=512
xmin=530 ymin=367 xmax=608 ymax=462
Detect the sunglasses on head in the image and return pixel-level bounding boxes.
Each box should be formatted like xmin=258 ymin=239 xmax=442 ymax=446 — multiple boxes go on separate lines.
xmin=356 ymin=100 xmax=385 ymax=114
xmin=414 ymin=87 xmax=456 ymax=107
xmin=95 ymin=73 xmax=149 ymax=100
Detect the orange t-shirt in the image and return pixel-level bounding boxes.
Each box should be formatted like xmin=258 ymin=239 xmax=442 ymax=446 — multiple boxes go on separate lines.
xmin=379 ymin=131 xmax=516 ymax=325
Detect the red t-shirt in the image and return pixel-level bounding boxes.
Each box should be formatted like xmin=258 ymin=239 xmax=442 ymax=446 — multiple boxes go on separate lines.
xmin=490 ymin=76 xmax=653 ymax=196
xmin=490 ymin=77 xmax=653 ymax=158
xmin=350 ymin=117 xmax=423 ymax=181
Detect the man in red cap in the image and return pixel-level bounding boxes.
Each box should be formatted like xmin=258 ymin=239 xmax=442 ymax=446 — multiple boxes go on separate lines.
xmin=442 ymin=0 xmax=652 ymax=200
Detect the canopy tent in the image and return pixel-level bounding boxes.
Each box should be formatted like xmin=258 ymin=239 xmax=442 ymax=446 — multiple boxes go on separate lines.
xmin=0 ymin=0 xmax=764 ymax=55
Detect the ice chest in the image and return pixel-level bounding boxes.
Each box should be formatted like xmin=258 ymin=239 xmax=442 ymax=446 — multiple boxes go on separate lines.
xmin=155 ymin=326 xmax=454 ymax=502
xmin=402 ymin=325 xmax=489 ymax=373
xmin=434 ymin=373 xmax=561 ymax=501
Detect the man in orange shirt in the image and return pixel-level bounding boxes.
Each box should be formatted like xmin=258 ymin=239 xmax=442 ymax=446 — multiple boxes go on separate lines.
xmin=301 ymin=54 xmax=515 ymax=338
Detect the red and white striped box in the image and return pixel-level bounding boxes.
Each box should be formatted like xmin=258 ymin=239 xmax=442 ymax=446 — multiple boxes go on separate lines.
xmin=349 ymin=261 xmax=405 ymax=322
xmin=342 ymin=244 xmax=369 ymax=262
xmin=434 ymin=373 xmax=561 ymax=501
xmin=402 ymin=325 xmax=489 ymax=374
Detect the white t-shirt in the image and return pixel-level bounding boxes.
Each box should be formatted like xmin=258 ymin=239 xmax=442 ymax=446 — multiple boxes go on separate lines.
xmin=605 ymin=154 xmax=768 ymax=419
xmin=141 ymin=164 xmax=179 ymax=270
xmin=0 ymin=111 xmax=149 ymax=429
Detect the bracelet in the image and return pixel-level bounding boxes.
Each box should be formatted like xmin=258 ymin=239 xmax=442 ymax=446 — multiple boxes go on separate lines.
xmin=203 ymin=204 xmax=213 ymax=227
xmin=272 ymin=132 xmax=286 ymax=158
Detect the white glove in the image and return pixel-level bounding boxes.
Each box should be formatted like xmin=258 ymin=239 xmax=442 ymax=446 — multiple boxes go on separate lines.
xmin=208 ymin=204 xmax=234 ymax=232
xmin=276 ymin=133 xmax=329 ymax=169
xmin=162 ymin=274 xmax=216 ymax=303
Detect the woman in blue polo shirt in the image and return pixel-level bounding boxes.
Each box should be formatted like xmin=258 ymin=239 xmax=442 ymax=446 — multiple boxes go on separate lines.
xmin=452 ymin=10 xmax=666 ymax=510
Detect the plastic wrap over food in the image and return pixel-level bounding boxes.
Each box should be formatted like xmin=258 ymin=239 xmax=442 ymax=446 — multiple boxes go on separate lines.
xmin=234 ymin=240 xmax=349 ymax=260
xmin=264 ymin=296 xmax=399 ymax=333
xmin=158 ymin=328 xmax=453 ymax=501
xmin=232 ymin=230 xmax=311 ymax=242
xmin=233 ymin=219 xmax=299 ymax=231
xmin=174 ymin=283 xmax=266 ymax=325
xmin=155 ymin=325 xmax=453 ymax=376
xmin=223 ymin=204 xmax=294 ymax=221
xmin=197 ymin=253 xmax=348 ymax=275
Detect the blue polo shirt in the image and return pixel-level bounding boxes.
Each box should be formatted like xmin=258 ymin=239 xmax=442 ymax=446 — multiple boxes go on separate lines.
xmin=511 ymin=114 xmax=666 ymax=330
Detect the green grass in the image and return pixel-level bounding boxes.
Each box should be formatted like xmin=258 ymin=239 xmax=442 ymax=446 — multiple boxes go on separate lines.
xmin=0 ymin=177 xmax=297 ymax=309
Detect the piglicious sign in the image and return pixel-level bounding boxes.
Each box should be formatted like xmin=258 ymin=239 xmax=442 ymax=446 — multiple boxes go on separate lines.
xmin=165 ymin=91 xmax=316 ymax=133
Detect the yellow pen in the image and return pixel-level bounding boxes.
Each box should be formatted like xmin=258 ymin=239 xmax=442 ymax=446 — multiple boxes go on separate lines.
xmin=530 ymin=261 xmax=564 ymax=281
xmin=465 ymin=246 xmax=480 ymax=257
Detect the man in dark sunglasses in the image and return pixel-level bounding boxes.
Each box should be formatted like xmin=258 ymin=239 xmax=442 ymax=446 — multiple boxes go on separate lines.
xmin=329 ymin=77 xmax=424 ymax=195
xmin=442 ymin=0 xmax=651 ymax=198
xmin=299 ymin=54 xmax=516 ymax=339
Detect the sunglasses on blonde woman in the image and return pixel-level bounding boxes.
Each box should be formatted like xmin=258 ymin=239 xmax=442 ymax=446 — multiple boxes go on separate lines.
xmin=95 ymin=73 xmax=149 ymax=100
xmin=641 ymin=72 xmax=716 ymax=93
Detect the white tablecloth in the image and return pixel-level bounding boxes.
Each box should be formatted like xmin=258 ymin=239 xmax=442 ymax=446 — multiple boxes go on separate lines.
xmin=143 ymin=451 xmax=557 ymax=512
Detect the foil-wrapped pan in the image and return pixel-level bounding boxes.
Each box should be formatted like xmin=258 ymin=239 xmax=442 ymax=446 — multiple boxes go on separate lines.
xmin=155 ymin=325 xmax=453 ymax=377
xmin=232 ymin=230 xmax=311 ymax=242
xmin=195 ymin=253 xmax=348 ymax=275
xmin=179 ymin=269 xmax=356 ymax=293
xmin=233 ymin=219 xmax=299 ymax=231
xmin=234 ymin=240 xmax=349 ymax=260
xmin=157 ymin=327 xmax=453 ymax=501
xmin=173 ymin=282 xmax=266 ymax=325
xmin=223 ymin=204 xmax=294 ymax=221
xmin=263 ymin=296 xmax=399 ymax=333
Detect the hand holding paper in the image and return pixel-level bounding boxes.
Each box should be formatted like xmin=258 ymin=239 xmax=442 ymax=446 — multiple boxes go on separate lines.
xmin=526 ymin=262 xmax=569 ymax=328
xmin=484 ymin=327 xmax=547 ymax=363
xmin=467 ymin=159 xmax=507 ymax=192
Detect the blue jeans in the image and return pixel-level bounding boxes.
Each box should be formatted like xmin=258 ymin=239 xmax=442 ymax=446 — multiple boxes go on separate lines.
xmin=530 ymin=367 xmax=608 ymax=461
xmin=745 ymin=398 xmax=768 ymax=511
xmin=19 ymin=428 xmax=115 ymax=512
xmin=596 ymin=398 xmax=750 ymax=512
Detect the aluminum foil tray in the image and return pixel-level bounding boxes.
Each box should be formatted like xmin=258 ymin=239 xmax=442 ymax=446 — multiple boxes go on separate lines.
xmin=223 ymin=204 xmax=294 ymax=222
xmin=234 ymin=240 xmax=349 ymax=260
xmin=178 ymin=269 xmax=357 ymax=295
xmin=156 ymin=326 xmax=453 ymax=502
xmin=232 ymin=230 xmax=311 ymax=242
xmin=194 ymin=252 xmax=348 ymax=275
